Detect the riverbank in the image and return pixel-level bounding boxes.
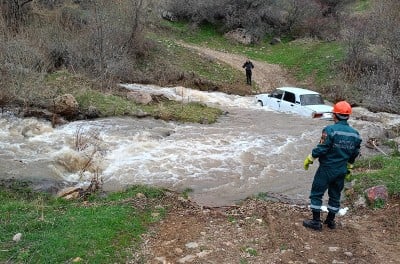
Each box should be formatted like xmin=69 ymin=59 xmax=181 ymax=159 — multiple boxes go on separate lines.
xmin=139 ymin=192 xmax=400 ymax=264
xmin=1 ymin=179 xmax=399 ymax=263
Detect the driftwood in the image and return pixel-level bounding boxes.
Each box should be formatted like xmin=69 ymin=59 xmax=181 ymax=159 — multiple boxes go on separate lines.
xmin=366 ymin=138 xmax=388 ymax=156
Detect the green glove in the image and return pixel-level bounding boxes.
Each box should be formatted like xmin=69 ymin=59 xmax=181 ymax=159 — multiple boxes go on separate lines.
xmin=304 ymin=154 xmax=315 ymax=170
xmin=345 ymin=163 xmax=354 ymax=182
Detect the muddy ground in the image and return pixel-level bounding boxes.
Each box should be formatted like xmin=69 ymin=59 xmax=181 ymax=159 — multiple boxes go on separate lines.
xmin=134 ymin=192 xmax=399 ymax=264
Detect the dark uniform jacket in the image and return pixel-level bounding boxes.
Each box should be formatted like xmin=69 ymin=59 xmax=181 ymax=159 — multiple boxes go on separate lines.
xmin=312 ymin=120 xmax=362 ymax=175
xmin=242 ymin=61 xmax=254 ymax=72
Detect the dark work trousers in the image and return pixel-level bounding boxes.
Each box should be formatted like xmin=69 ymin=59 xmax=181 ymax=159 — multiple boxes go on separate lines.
xmin=309 ymin=166 xmax=345 ymax=214
xmin=246 ymin=70 xmax=252 ymax=85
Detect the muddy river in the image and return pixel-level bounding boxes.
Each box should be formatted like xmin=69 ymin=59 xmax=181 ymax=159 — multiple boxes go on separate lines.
xmin=0 ymin=84 xmax=393 ymax=206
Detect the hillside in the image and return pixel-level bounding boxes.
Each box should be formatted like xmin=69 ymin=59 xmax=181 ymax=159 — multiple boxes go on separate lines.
xmin=178 ymin=42 xmax=295 ymax=93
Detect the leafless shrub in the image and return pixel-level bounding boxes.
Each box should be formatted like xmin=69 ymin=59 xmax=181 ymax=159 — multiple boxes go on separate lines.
xmin=341 ymin=0 xmax=400 ymax=113
xmin=73 ymin=125 xmax=106 ymax=180
xmin=74 ymin=125 xmax=101 ymax=151
xmin=60 ymin=5 xmax=88 ymax=31
xmin=36 ymin=0 xmax=64 ymax=9
xmin=166 ymin=0 xmax=340 ymax=41
xmin=0 ymin=36 xmax=48 ymax=106
xmin=0 ymin=0 xmax=34 ymax=33
xmin=84 ymin=171 xmax=103 ymax=195
xmin=73 ymin=125 xmax=105 ymax=194
xmin=318 ymin=0 xmax=356 ymax=17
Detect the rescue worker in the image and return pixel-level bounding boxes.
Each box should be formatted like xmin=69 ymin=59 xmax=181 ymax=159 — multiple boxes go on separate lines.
xmin=242 ymin=59 xmax=254 ymax=85
xmin=303 ymin=101 xmax=362 ymax=230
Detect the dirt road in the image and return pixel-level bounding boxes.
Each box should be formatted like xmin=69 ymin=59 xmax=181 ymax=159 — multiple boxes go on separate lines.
xmin=137 ymin=193 xmax=399 ymax=264
xmin=179 ymin=42 xmax=295 ymax=92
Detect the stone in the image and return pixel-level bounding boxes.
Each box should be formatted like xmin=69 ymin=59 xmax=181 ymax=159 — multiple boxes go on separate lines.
xmin=155 ymin=256 xmax=166 ymax=263
xmin=365 ymin=185 xmax=388 ymax=205
xmin=162 ymin=10 xmax=177 ymax=22
xmin=270 ymin=37 xmax=281 ymax=45
xmin=185 ymin=242 xmax=199 ymax=249
xmin=196 ymin=250 xmax=212 ymax=258
xmin=13 ymin=233 xmax=22 ymax=242
xmin=51 ymin=94 xmax=79 ymax=118
xmin=85 ymin=106 xmax=100 ymax=119
xmin=136 ymin=192 xmax=146 ymax=198
xmin=151 ymin=212 xmax=160 ymax=218
xmin=328 ymin=246 xmax=340 ymax=252
xmin=177 ymin=255 xmax=196 ymax=263
xmin=127 ymin=91 xmax=153 ymax=105
xmin=72 ymin=257 xmax=82 ymax=262
xmin=175 ymin=247 xmax=183 ymax=254
xmin=354 ymin=196 xmax=367 ymax=207
xmin=224 ymin=28 xmax=255 ymax=45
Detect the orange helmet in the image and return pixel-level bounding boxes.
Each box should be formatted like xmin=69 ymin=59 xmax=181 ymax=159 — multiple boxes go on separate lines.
xmin=332 ymin=101 xmax=352 ymax=115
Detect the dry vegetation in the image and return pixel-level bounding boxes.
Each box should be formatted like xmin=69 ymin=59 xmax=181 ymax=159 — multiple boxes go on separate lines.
xmin=0 ymin=0 xmax=399 ymax=114
xmin=165 ymin=0 xmax=400 ymax=114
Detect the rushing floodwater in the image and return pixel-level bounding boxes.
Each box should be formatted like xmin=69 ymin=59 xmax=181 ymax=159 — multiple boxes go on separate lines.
xmin=0 ymin=84 xmax=385 ymax=206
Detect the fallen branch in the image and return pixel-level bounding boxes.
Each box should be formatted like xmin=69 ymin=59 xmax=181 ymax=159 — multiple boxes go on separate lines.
xmin=372 ymin=141 xmax=388 ymax=156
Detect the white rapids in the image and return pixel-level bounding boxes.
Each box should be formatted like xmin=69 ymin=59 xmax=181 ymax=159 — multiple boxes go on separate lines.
xmin=1 ymin=83 xmax=395 ymax=206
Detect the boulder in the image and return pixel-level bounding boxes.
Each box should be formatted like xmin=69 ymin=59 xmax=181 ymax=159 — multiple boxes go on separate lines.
xmin=224 ymin=28 xmax=254 ymax=45
xmin=161 ymin=10 xmax=177 ymax=22
xmin=364 ymin=185 xmax=388 ymax=205
xmin=127 ymin=91 xmax=153 ymax=105
xmin=51 ymin=94 xmax=79 ymax=118
xmin=270 ymin=37 xmax=281 ymax=45
xmin=85 ymin=105 xmax=100 ymax=119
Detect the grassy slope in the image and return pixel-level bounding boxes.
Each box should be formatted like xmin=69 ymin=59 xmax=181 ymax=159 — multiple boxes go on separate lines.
xmin=0 ymin=184 xmax=165 ymax=263
xmin=160 ymin=21 xmax=345 ymax=86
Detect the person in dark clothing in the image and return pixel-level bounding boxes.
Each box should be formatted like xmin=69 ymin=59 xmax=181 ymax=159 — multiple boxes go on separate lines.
xmin=242 ymin=59 xmax=254 ymax=85
xmin=303 ymin=101 xmax=362 ymax=231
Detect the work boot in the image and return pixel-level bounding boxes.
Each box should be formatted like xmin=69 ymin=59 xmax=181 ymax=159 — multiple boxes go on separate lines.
xmin=303 ymin=211 xmax=322 ymax=231
xmin=303 ymin=219 xmax=322 ymax=231
xmin=324 ymin=212 xmax=336 ymax=229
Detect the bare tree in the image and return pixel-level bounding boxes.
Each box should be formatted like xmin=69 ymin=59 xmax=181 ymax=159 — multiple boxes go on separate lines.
xmin=126 ymin=0 xmax=146 ymax=55
xmin=1 ymin=0 xmax=33 ymax=33
xmin=341 ymin=0 xmax=400 ymax=113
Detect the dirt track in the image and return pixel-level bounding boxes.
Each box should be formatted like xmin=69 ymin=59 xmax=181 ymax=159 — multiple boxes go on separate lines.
xmin=136 ymin=193 xmax=399 ymax=264
xmin=179 ymin=42 xmax=295 ymax=92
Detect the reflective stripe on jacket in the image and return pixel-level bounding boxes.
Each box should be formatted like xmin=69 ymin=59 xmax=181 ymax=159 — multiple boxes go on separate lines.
xmin=312 ymin=120 xmax=361 ymax=174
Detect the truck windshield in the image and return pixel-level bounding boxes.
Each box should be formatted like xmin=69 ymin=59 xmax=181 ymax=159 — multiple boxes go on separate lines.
xmin=300 ymin=94 xmax=324 ymax=106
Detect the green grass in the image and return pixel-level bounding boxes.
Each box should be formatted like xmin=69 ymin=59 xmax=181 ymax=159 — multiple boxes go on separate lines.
xmin=76 ymin=90 xmax=141 ymax=116
xmin=161 ymin=21 xmax=227 ymax=47
xmin=353 ymin=0 xmax=371 ymax=12
xmin=43 ymin=72 xmax=223 ymax=123
xmin=78 ymin=90 xmax=223 ymax=123
xmin=142 ymin=101 xmax=222 ymax=123
xmin=149 ymin=36 xmax=244 ymax=86
xmin=246 ymin=40 xmax=345 ymax=85
xmin=354 ymin=155 xmax=400 ymax=196
xmin=0 ymin=183 xmax=165 ymax=263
